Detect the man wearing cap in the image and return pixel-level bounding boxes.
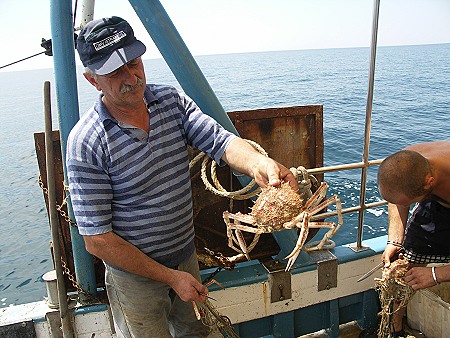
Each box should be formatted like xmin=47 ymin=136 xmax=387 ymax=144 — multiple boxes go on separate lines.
xmin=67 ymin=16 xmax=297 ymax=337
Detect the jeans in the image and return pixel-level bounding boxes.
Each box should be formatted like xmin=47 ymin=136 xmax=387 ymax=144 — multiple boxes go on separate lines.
xmin=105 ymin=252 xmax=218 ymax=337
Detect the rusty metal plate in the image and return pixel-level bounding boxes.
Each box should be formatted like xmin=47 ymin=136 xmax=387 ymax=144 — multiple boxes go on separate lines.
xmin=194 ymin=106 xmax=325 ymax=269
xmin=228 ymin=105 xmax=324 ymax=173
xmin=309 ymin=250 xmax=338 ymax=291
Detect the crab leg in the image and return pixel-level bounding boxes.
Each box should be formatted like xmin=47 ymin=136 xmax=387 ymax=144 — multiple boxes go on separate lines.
xmin=302 ymin=182 xmax=328 ymax=209
xmin=224 ymin=215 xmax=259 ymax=259
xmin=192 ymin=301 xmax=202 ymax=320
xmin=223 ymin=211 xmax=255 ymax=224
xmin=306 ymin=196 xmax=343 ymax=251
xmin=283 ymin=193 xmax=336 ymax=230
xmin=285 ymin=215 xmax=310 ymax=271
xmin=235 ymin=229 xmax=251 ymax=261
xmin=229 ymin=223 xmax=264 ymax=234
xmin=285 ymin=194 xmax=343 ymax=270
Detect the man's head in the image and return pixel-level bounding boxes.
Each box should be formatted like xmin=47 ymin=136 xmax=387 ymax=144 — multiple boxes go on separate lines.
xmin=77 ymin=16 xmax=146 ymax=75
xmin=377 ymin=149 xmax=433 ymax=205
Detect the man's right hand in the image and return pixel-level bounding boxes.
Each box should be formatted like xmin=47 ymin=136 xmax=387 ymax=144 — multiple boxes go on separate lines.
xmin=382 ymin=243 xmax=403 ymax=268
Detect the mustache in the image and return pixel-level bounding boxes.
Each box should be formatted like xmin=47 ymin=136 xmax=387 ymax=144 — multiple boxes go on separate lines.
xmin=120 ymin=77 xmax=144 ymax=94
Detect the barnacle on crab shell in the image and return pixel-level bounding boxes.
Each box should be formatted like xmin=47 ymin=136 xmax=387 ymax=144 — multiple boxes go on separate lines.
xmin=250 ymin=182 xmax=304 ymax=231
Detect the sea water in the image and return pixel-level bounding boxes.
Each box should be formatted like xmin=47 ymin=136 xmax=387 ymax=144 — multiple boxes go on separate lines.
xmin=0 ymin=43 xmax=449 ymax=307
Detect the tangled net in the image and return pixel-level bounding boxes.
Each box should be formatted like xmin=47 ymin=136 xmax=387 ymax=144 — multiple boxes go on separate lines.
xmin=196 ymin=300 xmax=240 ymax=338
xmin=375 ymin=257 xmax=415 ymax=338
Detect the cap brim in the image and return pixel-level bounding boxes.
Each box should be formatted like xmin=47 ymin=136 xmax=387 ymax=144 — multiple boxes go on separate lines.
xmin=89 ymin=40 xmax=146 ymax=75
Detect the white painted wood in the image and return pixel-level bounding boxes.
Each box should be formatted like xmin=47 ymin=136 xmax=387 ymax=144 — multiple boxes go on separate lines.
xmin=209 ymin=254 xmax=382 ymax=324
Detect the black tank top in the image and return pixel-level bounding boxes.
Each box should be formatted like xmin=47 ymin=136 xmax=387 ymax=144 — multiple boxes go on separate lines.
xmin=404 ymin=199 xmax=450 ymax=255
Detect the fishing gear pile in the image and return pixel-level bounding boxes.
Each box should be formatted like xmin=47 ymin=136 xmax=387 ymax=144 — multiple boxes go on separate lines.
xmin=375 ymin=257 xmax=415 ymax=338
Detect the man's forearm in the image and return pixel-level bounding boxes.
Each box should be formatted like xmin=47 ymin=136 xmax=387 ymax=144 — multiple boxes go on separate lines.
xmin=221 ymin=138 xmax=265 ymax=177
xmin=387 ymin=203 xmax=409 ymax=242
xmin=83 ymin=232 xmax=177 ymax=286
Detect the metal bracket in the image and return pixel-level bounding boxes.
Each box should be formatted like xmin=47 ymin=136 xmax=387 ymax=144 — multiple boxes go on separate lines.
xmin=261 ymin=259 xmax=292 ymax=303
xmin=308 ymin=250 xmax=338 ymax=291
xmin=347 ymin=242 xmax=371 ymax=253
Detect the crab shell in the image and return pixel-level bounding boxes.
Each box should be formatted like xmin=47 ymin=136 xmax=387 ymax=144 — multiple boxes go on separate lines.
xmin=250 ymin=182 xmax=304 ymax=231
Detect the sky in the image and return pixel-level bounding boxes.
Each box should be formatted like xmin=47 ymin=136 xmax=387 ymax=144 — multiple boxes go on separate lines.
xmin=0 ymin=0 xmax=449 ymax=72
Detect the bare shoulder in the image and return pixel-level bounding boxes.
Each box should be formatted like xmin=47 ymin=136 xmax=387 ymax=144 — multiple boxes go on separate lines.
xmin=405 ymin=140 xmax=450 ymax=156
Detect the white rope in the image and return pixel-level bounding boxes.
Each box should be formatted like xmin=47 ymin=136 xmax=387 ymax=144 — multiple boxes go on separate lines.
xmin=194 ymin=139 xmax=269 ymax=200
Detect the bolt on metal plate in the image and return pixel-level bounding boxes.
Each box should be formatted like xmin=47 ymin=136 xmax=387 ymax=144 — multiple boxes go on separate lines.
xmin=261 ymin=258 xmax=292 ymax=303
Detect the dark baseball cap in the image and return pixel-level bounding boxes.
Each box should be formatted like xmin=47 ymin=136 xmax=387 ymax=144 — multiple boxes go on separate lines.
xmin=77 ymin=16 xmax=146 ymax=75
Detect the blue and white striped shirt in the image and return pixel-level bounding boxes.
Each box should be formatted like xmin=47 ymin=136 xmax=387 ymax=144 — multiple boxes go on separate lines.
xmin=66 ymin=84 xmax=236 ymax=267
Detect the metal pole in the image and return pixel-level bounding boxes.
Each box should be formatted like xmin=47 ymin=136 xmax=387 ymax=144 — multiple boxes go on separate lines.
xmin=50 ymin=0 xmax=97 ymax=297
xmin=356 ymin=0 xmax=381 ymax=249
xmin=307 ymin=159 xmax=383 ymax=175
xmin=127 ymin=0 xmax=238 ymax=135
xmin=44 ymin=81 xmax=74 ymax=338
xmin=78 ymin=0 xmax=96 ymax=29
xmin=127 ymin=0 xmax=299 ymax=259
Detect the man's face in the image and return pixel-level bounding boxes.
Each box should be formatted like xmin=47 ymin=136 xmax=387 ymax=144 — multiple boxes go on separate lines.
xmin=87 ymin=57 xmax=146 ymax=109
xmin=380 ymin=186 xmax=433 ymax=207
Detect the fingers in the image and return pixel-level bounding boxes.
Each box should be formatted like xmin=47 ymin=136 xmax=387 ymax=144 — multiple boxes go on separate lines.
xmin=171 ymin=271 xmax=209 ymax=303
xmin=404 ymin=266 xmax=434 ymax=290
xmin=259 ymin=160 xmax=280 ymax=187
xmin=382 ymin=245 xmax=402 ymax=268
xmin=279 ymin=168 xmax=298 ymax=191
xmin=193 ymin=283 xmax=208 ymax=301
xmin=256 ymin=159 xmax=297 ymax=190
xmin=382 ymin=252 xmax=392 ymax=268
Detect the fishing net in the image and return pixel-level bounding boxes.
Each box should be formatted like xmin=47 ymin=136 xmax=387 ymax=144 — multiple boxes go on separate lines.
xmin=375 ymin=257 xmax=415 ymax=338
xmin=196 ymin=300 xmax=240 ymax=338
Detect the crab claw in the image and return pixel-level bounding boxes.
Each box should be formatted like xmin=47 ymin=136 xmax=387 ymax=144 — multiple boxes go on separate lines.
xmin=235 ymin=229 xmax=251 ymax=261
xmin=285 ymin=250 xmax=301 ymax=272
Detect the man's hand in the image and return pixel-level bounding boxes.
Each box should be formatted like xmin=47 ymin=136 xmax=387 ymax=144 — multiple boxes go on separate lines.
xmin=168 ymin=270 xmax=209 ymax=303
xmin=405 ymin=266 xmax=437 ymax=290
xmin=382 ymin=243 xmax=403 ymax=268
xmin=222 ymin=138 xmax=298 ymax=191
xmin=251 ymin=157 xmax=298 ymax=191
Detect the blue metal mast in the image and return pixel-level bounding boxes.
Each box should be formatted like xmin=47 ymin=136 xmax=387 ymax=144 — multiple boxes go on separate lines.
xmin=50 ymin=0 xmax=97 ymax=297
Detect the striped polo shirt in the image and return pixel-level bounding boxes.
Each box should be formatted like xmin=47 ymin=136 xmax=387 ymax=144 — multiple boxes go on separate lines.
xmin=66 ymin=84 xmax=236 ymax=267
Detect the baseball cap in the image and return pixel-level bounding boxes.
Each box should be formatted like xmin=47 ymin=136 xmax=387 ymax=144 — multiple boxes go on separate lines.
xmin=77 ymin=16 xmax=146 ymax=75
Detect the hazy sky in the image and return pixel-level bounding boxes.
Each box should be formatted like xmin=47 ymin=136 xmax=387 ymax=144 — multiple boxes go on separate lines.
xmin=0 ymin=0 xmax=449 ymax=72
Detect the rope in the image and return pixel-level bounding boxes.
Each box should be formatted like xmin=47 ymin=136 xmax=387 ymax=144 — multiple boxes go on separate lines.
xmin=195 ymin=139 xmax=268 ymax=201
xmin=193 ymin=141 xmax=322 ymax=206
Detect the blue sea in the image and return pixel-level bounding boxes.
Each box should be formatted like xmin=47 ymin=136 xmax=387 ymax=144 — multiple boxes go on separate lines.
xmin=0 ymin=44 xmax=449 ymax=308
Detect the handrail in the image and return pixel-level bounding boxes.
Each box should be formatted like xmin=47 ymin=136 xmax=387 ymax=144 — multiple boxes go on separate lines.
xmin=306 ymin=158 xmax=387 ymax=225
xmin=307 ymin=159 xmax=383 ymax=175
xmin=315 ymin=201 xmax=387 ymax=220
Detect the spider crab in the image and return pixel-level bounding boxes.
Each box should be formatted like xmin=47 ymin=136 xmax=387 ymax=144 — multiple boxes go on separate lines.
xmin=223 ymin=181 xmax=343 ymax=271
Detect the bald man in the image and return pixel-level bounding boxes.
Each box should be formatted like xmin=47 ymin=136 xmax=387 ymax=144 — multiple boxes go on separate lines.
xmin=377 ymin=140 xmax=450 ymax=336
